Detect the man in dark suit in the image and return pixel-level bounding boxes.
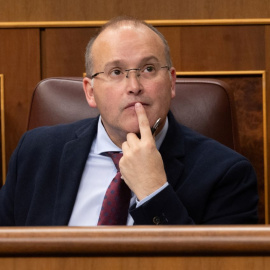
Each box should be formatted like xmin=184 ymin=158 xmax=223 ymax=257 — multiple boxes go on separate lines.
xmin=0 ymin=17 xmax=258 ymax=226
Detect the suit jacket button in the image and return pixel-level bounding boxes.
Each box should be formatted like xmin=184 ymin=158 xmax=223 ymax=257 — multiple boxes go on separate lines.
xmin=153 ymin=216 xmax=161 ymax=225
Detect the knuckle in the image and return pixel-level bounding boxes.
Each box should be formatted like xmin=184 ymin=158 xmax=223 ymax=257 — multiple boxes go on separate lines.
xmin=143 ymin=140 xmax=155 ymax=150
xmin=122 ymin=141 xmax=127 ymax=149
xmin=132 ymin=145 xmax=140 ymax=154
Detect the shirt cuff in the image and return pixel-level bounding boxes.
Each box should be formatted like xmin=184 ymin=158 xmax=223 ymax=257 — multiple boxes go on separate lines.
xmin=135 ymin=182 xmax=169 ymax=207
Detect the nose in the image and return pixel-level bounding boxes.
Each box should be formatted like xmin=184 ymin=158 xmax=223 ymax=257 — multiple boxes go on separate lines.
xmin=125 ymin=70 xmax=143 ymax=95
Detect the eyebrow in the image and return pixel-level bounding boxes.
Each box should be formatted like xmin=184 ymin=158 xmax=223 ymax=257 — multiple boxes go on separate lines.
xmin=103 ymin=56 xmax=160 ymax=69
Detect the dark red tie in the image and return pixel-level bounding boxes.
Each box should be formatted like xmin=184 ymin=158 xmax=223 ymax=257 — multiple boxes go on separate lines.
xmin=98 ymin=152 xmax=131 ymax=225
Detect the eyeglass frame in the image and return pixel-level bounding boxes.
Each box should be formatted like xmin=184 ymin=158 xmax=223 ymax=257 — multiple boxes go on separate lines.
xmin=89 ymin=64 xmax=170 ymax=80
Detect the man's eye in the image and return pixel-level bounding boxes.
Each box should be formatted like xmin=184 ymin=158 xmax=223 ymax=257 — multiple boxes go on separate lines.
xmin=110 ymin=69 xmax=123 ymax=76
xmin=143 ymin=65 xmax=155 ymax=73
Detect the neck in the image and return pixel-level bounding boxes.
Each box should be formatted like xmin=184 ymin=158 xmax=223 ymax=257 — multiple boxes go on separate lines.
xmin=100 ymin=121 xmax=127 ymax=149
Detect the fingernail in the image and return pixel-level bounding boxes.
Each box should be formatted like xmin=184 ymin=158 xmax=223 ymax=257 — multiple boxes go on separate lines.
xmin=135 ymin=102 xmax=142 ymax=108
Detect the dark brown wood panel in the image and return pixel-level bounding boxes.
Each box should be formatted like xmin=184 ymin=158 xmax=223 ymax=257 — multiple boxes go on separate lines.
xmin=0 ymin=74 xmax=4 ymax=184
xmin=179 ymin=74 xmax=265 ymax=223
xmin=1 ymin=256 xmax=270 ymax=270
xmin=264 ymin=26 xmax=270 ymax=222
xmin=0 ymin=29 xmax=41 ymax=179
xmin=219 ymin=75 xmax=264 ymax=224
xmin=2 ymin=226 xmax=270 ymax=270
xmin=1 ymin=0 xmax=270 ymax=21
xmin=156 ymin=26 xmax=182 ymax=68
xmin=41 ymin=28 xmax=99 ymax=78
xmin=178 ymin=25 xmax=265 ymax=71
xmin=2 ymin=226 xmax=270 ymax=255
xmin=42 ymin=25 xmax=266 ymax=76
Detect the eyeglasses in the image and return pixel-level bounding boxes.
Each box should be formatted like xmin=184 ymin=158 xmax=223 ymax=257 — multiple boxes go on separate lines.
xmin=90 ymin=63 xmax=170 ymax=82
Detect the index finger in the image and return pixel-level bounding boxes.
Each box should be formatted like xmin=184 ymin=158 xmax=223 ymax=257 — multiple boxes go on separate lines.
xmin=135 ymin=102 xmax=153 ymax=139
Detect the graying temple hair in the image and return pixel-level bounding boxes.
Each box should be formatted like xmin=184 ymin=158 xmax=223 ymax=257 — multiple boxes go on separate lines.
xmin=85 ymin=16 xmax=173 ymax=77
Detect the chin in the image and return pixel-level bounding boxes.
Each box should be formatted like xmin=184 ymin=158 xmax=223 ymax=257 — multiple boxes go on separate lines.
xmin=127 ymin=127 xmax=140 ymax=135
xmin=121 ymin=117 xmax=138 ymax=131
xmin=124 ymin=124 xmax=139 ymax=134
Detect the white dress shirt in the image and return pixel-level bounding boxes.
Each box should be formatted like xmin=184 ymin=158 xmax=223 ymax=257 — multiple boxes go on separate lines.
xmin=68 ymin=116 xmax=168 ymax=226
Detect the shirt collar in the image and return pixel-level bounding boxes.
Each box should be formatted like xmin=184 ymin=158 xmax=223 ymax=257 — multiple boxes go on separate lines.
xmin=94 ymin=116 xmax=168 ymax=154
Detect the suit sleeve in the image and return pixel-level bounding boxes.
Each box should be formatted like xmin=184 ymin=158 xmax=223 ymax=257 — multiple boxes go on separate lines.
xmin=0 ymin=134 xmax=26 ymax=226
xmin=130 ymin=159 xmax=258 ymax=225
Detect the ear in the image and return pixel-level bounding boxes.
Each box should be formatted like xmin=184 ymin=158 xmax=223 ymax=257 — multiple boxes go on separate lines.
xmin=169 ymin=67 xmax=176 ymax=99
xmin=83 ymin=77 xmax=97 ymax=108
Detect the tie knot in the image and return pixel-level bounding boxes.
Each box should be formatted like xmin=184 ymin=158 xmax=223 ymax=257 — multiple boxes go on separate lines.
xmin=103 ymin=152 xmax=123 ymax=172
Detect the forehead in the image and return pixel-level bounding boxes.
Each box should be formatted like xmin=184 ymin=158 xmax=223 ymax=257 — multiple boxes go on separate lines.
xmin=91 ymin=24 xmax=166 ymax=68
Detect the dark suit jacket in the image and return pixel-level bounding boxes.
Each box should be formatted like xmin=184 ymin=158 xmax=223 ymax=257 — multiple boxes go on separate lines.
xmin=0 ymin=112 xmax=258 ymax=226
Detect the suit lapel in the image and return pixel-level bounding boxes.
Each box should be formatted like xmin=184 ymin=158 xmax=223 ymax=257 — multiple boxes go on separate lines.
xmin=53 ymin=118 xmax=98 ymax=225
xmin=160 ymin=112 xmax=186 ymax=189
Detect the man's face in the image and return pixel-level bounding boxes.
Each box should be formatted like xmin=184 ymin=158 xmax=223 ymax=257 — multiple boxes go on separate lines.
xmin=83 ymin=24 xmax=176 ymax=146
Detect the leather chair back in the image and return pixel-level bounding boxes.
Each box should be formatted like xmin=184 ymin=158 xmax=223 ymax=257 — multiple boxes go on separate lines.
xmin=28 ymin=77 xmax=238 ymax=150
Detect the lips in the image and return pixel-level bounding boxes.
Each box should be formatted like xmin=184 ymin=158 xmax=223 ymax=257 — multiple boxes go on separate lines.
xmin=124 ymin=102 xmax=148 ymax=109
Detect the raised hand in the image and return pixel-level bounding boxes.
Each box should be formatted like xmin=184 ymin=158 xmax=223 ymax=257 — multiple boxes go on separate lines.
xmin=120 ymin=103 xmax=167 ymax=201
